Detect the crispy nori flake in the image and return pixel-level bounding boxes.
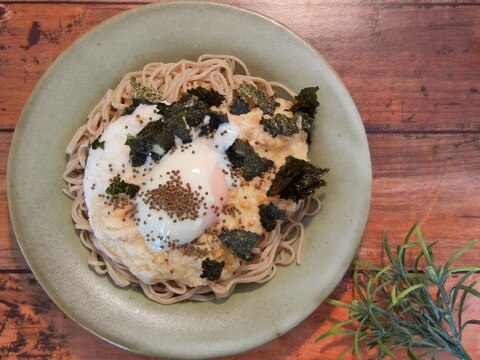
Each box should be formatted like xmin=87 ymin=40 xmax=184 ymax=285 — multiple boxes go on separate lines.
xmin=260 ymin=86 xmax=319 ymax=138
xmin=123 ymin=78 xmax=162 ymax=115
xmin=260 ymin=113 xmax=298 ymax=137
xmin=258 ymin=203 xmax=287 ymax=232
xmin=226 ymin=139 xmax=274 ymax=180
xmin=267 ymin=155 xmax=329 ymax=202
xmin=125 ymin=132 xmax=153 ymax=167
xmin=290 ymin=86 xmax=319 ymax=118
xmin=125 ymin=113 xmax=191 ymax=167
xmin=125 ymin=86 xmax=230 ymax=166
xmin=125 ymin=122 xmax=162 ymax=167
xmin=123 ymin=98 xmax=144 ymax=115
xmin=237 ymin=83 xmax=277 ymax=116
xmin=260 ymin=113 xmax=313 ymax=138
xmin=200 ymin=258 xmax=225 ymax=281
xmin=186 ymin=87 xmax=225 ymax=107
xmin=105 ymin=174 xmax=140 ymax=198
xmin=90 ymin=138 xmax=105 ymax=150
xmin=198 ymin=111 xmax=229 ymax=136
xmin=163 ymin=114 xmax=191 ymax=144
xmin=230 ymin=92 xmax=249 ymax=115
xmin=219 ymin=230 xmax=261 ymax=260
xmin=130 ymin=78 xmax=162 ymax=104
xmin=160 ymin=97 xmax=210 ymax=128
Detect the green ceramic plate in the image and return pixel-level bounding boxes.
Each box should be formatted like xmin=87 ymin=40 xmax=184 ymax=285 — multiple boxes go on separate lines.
xmin=8 ymin=2 xmax=371 ymax=358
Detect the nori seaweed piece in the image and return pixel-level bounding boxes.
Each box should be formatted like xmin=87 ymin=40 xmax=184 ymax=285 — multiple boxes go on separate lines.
xmin=186 ymin=87 xmax=225 ymax=107
xmin=219 ymin=230 xmax=261 ymax=260
xmin=260 ymin=113 xmax=299 ymax=137
xmin=198 ymin=110 xmax=229 ymax=136
xmin=125 ymin=86 xmax=230 ymax=166
xmin=290 ymin=86 xmax=319 ymax=118
xmin=105 ymin=174 xmax=140 ymax=198
xmin=258 ymin=203 xmax=287 ymax=232
xmin=230 ymin=92 xmax=249 ymax=115
xmin=90 ymin=138 xmax=105 ymax=150
xmin=156 ymin=99 xmax=208 ymax=128
xmin=125 ymin=134 xmax=150 ymax=167
xmin=260 ymin=113 xmax=313 ymax=138
xmin=123 ymin=78 xmax=163 ymax=115
xmin=200 ymin=258 xmax=225 ymax=281
xmin=130 ymin=78 xmax=162 ymax=104
xmin=236 ymin=83 xmax=277 ymax=116
xmin=125 ymin=113 xmax=191 ymax=167
xmin=226 ymin=139 xmax=274 ymax=180
xmin=267 ymin=155 xmax=329 ymax=202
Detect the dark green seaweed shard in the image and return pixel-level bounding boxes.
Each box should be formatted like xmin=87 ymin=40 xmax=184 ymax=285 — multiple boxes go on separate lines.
xmin=130 ymin=78 xmax=162 ymax=104
xmin=226 ymin=140 xmax=274 ymax=180
xmin=230 ymin=93 xmax=249 ymax=115
xmin=267 ymin=156 xmax=329 ymax=202
xmin=237 ymin=83 xmax=277 ymax=116
xmin=163 ymin=114 xmax=191 ymax=144
xmin=125 ymin=121 xmax=162 ymax=167
xmin=125 ymin=114 xmax=191 ymax=167
xmin=105 ymin=175 xmax=140 ymax=198
xmin=200 ymin=258 xmax=225 ymax=281
xmin=90 ymin=138 xmax=105 ymax=150
xmin=259 ymin=203 xmax=287 ymax=232
xmin=219 ymin=230 xmax=261 ymax=260
xmin=159 ymin=96 xmax=210 ymax=128
xmin=199 ymin=110 xmax=229 ymax=136
xmin=260 ymin=113 xmax=302 ymax=137
xmin=186 ymin=87 xmax=225 ymax=107
xmin=290 ymin=86 xmax=319 ymax=118
xmin=123 ymin=79 xmax=163 ymax=115
xmin=123 ymin=98 xmax=142 ymax=115
xmin=125 ymin=135 xmax=150 ymax=167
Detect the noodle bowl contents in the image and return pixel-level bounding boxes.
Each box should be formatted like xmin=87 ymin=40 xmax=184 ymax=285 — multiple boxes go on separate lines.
xmin=64 ymin=55 xmax=329 ymax=304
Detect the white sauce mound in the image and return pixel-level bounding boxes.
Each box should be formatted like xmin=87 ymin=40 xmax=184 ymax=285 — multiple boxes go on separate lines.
xmin=83 ymin=99 xmax=308 ymax=287
xmin=135 ymin=140 xmax=233 ymax=252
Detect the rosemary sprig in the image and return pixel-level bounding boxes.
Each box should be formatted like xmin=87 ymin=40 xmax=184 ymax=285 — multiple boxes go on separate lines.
xmin=316 ymin=224 xmax=480 ymax=359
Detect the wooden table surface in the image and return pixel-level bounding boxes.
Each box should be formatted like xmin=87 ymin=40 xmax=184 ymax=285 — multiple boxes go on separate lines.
xmin=1 ymin=0 xmax=479 ymax=359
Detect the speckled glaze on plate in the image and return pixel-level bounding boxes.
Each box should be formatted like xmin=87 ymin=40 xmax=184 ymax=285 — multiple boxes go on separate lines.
xmin=7 ymin=2 xmax=371 ymax=358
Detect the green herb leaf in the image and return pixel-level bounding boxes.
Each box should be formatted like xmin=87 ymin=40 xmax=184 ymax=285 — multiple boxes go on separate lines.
xmin=267 ymin=156 xmax=329 ymax=201
xmin=226 ymin=139 xmax=274 ymax=180
xmin=236 ymin=83 xmax=277 ymax=116
xmin=200 ymin=258 xmax=225 ymax=281
xmin=258 ymin=203 xmax=287 ymax=231
xmin=219 ymin=230 xmax=261 ymax=260
xmin=90 ymin=138 xmax=105 ymax=150
xmin=105 ymin=175 xmax=139 ymax=198
xmin=315 ymin=224 xmax=479 ymax=360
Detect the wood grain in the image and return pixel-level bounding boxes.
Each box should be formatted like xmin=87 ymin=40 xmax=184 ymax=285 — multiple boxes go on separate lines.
xmin=0 ymin=273 xmax=355 ymax=360
xmin=0 ymin=2 xmax=479 ymax=131
xmin=0 ymin=133 xmax=27 ymax=270
xmin=1 ymin=273 xmax=478 ymax=359
xmin=362 ymin=133 xmax=480 ymax=267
